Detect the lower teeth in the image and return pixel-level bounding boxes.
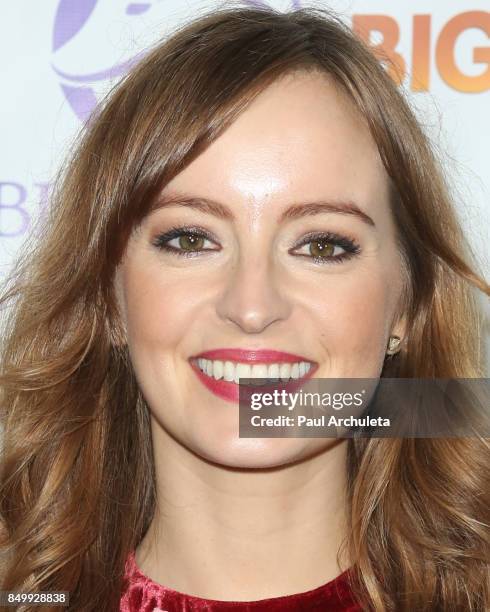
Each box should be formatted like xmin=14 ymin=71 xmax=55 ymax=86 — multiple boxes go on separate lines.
xmin=200 ymin=371 xmax=294 ymax=384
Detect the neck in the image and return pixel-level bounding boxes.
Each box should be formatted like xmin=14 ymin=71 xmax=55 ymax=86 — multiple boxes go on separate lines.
xmin=136 ymin=420 xmax=350 ymax=601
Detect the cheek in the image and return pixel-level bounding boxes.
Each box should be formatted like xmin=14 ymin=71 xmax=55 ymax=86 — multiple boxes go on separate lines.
xmin=298 ymin=264 xmax=401 ymax=374
xmin=121 ymin=261 xmax=207 ymax=354
xmin=118 ymin=260 xmax=211 ymax=426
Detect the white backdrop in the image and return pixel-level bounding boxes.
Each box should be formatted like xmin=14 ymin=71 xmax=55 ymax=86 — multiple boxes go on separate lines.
xmin=0 ymin=0 xmax=489 ymax=361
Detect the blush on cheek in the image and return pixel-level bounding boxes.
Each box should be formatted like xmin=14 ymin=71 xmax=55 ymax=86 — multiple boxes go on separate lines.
xmin=348 ymin=279 xmax=399 ymax=372
xmin=313 ymin=272 xmax=394 ymax=377
xmin=122 ymin=262 xmax=191 ymax=347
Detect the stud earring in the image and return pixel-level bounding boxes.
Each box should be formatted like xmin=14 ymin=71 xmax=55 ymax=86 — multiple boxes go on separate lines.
xmin=386 ymin=335 xmax=402 ymax=355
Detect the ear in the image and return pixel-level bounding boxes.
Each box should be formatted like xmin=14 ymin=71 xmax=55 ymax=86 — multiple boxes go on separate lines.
xmin=391 ymin=312 xmax=407 ymax=341
xmin=387 ymin=313 xmax=407 ymax=355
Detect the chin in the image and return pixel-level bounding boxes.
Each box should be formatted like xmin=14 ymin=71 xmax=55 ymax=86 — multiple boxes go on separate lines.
xmin=191 ymin=436 xmax=334 ymax=469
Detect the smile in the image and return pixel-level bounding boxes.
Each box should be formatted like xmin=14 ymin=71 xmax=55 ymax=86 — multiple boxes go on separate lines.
xmin=189 ymin=349 xmax=318 ymax=403
xmin=195 ymin=358 xmax=312 ymax=384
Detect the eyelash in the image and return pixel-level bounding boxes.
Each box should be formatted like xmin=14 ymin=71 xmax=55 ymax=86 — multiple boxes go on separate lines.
xmin=151 ymin=225 xmax=361 ymax=265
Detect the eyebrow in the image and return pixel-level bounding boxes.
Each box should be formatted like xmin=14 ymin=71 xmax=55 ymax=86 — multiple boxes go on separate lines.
xmin=151 ymin=194 xmax=376 ymax=227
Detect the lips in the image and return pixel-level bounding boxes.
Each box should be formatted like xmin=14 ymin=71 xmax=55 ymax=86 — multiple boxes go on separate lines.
xmin=192 ymin=348 xmax=313 ymax=363
xmin=189 ymin=348 xmax=318 ymax=404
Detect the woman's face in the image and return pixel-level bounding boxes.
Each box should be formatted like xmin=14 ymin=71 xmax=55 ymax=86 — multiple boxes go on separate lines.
xmin=114 ymin=71 xmax=406 ymax=468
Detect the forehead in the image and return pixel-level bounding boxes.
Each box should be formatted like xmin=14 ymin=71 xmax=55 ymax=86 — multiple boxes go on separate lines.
xmin=161 ymin=70 xmax=390 ymax=220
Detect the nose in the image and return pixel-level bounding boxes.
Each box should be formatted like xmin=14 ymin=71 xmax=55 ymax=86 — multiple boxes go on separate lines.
xmin=215 ymin=255 xmax=292 ymax=334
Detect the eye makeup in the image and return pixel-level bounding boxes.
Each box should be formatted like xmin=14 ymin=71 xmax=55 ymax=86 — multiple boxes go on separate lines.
xmin=151 ymin=224 xmax=362 ymax=264
xmin=151 ymin=224 xmax=220 ymax=256
xmin=289 ymin=230 xmax=361 ymax=265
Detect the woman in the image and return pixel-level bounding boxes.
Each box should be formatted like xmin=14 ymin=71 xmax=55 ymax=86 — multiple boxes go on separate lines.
xmin=0 ymin=6 xmax=488 ymax=611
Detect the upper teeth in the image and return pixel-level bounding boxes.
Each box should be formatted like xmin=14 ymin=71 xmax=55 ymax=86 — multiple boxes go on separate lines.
xmin=195 ymin=358 xmax=312 ymax=383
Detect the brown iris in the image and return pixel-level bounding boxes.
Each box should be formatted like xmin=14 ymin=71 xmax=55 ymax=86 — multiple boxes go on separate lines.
xmin=179 ymin=234 xmax=205 ymax=251
xmin=309 ymin=239 xmax=335 ymax=258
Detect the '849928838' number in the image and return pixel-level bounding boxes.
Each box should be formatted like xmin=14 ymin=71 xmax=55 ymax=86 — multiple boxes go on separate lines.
xmin=0 ymin=591 xmax=69 ymax=606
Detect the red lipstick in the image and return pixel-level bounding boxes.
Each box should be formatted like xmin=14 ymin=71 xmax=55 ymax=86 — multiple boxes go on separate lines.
xmin=190 ymin=348 xmax=313 ymax=363
xmin=189 ymin=348 xmax=318 ymax=404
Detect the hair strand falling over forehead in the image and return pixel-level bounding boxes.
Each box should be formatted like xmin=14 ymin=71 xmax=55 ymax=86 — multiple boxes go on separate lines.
xmin=0 ymin=6 xmax=489 ymax=611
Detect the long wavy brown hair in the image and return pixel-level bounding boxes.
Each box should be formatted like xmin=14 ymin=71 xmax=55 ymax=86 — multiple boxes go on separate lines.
xmin=1 ymin=6 xmax=489 ymax=611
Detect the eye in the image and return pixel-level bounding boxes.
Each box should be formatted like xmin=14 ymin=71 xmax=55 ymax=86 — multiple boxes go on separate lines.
xmin=151 ymin=226 xmax=220 ymax=256
xmin=290 ymin=232 xmax=360 ymax=264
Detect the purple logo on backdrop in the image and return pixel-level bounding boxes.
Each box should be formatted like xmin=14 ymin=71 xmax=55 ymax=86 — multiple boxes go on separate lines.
xmin=51 ymin=0 xmax=302 ymax=121
xmin=51 ymin=0 xmax=153 ymax=121
xmin=1 ymin=1 xmax=304 ymax=240
xmin=244 ymin=0 xmax=301 ymax=7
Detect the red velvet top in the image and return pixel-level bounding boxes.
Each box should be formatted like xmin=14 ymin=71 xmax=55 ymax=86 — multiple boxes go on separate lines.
xmin=120 ymin=550 xmax=362 ymax=611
